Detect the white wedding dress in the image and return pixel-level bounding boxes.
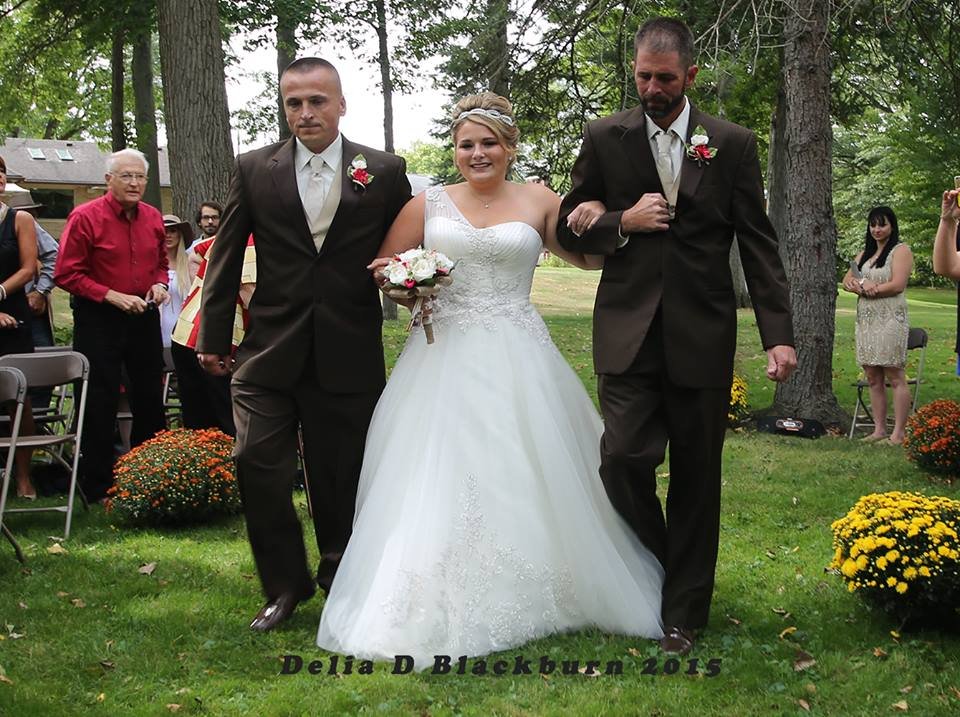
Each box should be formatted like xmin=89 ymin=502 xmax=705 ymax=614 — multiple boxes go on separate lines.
xmin=316 ymin=186 xmax=664 ymax=667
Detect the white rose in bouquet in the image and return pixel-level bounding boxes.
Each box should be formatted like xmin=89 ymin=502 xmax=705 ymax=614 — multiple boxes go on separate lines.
xmin=411 ymin=255 xmax=437 ymax=282
xmin=433 ymin=251 xmax=455 ymax=273
xmin=387 ymin=263 xmax=412 ymax=287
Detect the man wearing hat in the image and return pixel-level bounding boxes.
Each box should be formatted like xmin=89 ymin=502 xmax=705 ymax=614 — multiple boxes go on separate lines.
xmin=5 ymin=192 xmax=58 ymax=355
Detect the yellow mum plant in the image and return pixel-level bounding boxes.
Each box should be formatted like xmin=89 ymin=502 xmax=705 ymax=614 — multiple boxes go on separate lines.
xmin=728 ymin=373 xmax=749 ymax=424
xmin=830 ymin=491 xmax=960 ymax=623
xmin=107 ymin=428 xmax=241 ymax=525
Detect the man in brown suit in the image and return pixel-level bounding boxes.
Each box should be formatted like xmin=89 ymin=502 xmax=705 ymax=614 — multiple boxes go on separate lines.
xmin=197 ymin=58 xmax=411 ymax=631
xmin=558 ymin=18 xmax=797 ymax=655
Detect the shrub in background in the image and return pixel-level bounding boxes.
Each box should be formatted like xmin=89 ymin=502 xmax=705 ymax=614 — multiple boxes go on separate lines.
xmin=107 ymin=428 xmax=240 ymax=525
xmin=904 ymin=399 xmax=960 ymax=478
xmin=830 ymin=491 xmax=960 ymax=625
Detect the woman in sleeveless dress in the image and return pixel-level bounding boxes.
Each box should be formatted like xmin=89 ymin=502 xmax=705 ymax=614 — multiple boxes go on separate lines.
xmin=0 ymin=155 xmax=39 ymax=498
xmin=316 ymin=93 xmax=664 ymax=668
xmin=842 ymin=206 xmax=914 ymax=444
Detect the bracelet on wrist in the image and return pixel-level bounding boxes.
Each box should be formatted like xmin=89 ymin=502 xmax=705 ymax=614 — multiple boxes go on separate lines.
xmin=0 ymin=284 xmax=7 ymax=301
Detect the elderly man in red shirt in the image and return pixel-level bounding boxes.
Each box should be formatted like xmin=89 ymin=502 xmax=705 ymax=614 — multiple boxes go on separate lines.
xmin=54 ymin=148 xmax=170 ymax=503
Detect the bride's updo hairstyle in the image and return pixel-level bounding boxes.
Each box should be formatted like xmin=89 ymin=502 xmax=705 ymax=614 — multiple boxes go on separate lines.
xmin=450 ymin=92 xmax=520 ymax=175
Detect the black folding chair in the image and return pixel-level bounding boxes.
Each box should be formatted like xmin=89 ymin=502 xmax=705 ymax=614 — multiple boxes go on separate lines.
xmin=848 ymin=327 xmax=928 ymax=439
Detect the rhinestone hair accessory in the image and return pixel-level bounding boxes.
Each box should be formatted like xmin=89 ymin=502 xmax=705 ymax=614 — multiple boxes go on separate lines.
xmin=454 ymin=108 xmax=515 ymax=127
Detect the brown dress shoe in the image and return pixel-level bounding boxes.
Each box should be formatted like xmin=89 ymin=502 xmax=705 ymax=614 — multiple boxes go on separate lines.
xmin=250 ymin=590 xmax=313 ymax=632
xmin=659 ymin=626 xmax=696 ymax=656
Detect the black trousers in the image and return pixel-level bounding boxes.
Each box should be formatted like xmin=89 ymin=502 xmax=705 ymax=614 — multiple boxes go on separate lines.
xmin=597 ymin=311 xmax=730 ymax=630
xmin=72 ymin=299 xmax=165 ymax=501
xmin=170 ymin=341 xmax=235 ymax=435
xmin=231 ymin=371 xmax=382 ymax=601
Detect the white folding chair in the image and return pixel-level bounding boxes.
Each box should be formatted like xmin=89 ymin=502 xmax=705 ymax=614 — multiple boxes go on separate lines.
xmin=0 ymin=351 xmax=90 ymax=539
xmin=0 ymin=366 xmax=29 ymax=562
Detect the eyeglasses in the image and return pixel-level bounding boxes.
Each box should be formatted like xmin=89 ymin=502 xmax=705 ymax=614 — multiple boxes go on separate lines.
xmin=200 ymin=215 xmax=220 ymax=222
xmin=113 ymin=172 xmax=147 ymax=183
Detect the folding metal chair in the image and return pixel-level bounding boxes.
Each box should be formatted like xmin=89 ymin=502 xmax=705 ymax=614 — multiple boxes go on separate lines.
xmin=0 ymin=351 xmax=91 ymax=539
xmin=848 ymin=327 xmax=928 ymax=439
xmin=0 ymin=366 xmax=28 ymax=562
xmin=162 ymin=346 xmax=182 ymax=428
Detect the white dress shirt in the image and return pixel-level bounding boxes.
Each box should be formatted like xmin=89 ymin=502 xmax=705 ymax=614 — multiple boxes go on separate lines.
xmin=644 ymin=97 xmax=691 ymax=182
xmin=294 ymin=134 xmax=343 ymax=210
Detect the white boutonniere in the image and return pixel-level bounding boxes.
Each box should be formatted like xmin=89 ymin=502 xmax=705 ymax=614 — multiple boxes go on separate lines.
xmin=348 ymin=154 xmax=374 ymax=192
xmin=685 ymin=125 xmax=718 ymax=166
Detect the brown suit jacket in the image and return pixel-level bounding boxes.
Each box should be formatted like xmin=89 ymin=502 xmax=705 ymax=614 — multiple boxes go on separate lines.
xmin=558 ymin=104 xmax=794 ymax=388
xmin=197 ymin=136 xmax=412 ymax=392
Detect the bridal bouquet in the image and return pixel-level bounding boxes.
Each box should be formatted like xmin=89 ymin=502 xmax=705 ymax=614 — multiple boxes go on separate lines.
xmin=382 ymin=248 xmax=455 ymax=344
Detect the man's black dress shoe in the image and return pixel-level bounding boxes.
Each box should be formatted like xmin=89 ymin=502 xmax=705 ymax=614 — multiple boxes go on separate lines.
xmin=250 ymin=590 xmax=313 ymax=632
xmin=316 ymin=554 xmax=342 ymax=595
xmin=659 ymin=626 xmax=697 ymax=656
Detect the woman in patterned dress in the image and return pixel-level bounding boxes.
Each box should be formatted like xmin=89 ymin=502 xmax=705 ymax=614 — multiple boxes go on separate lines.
xmin=842 ymin=206 xmax=914 ymax=444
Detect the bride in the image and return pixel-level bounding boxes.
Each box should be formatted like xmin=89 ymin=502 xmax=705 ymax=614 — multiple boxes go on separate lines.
xmin=316 ymin=93 xmax=664 ymax=667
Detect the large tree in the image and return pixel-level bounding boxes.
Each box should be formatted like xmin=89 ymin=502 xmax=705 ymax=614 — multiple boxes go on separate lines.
xmin=766 ymin=0 xmax=845 ymax=424
xmin=156 ymin=0 xmax=233 ymax=220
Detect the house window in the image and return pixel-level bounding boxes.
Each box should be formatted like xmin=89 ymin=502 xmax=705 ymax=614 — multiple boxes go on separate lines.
xmin=27 ymin=148 xmax=46 ymax=160
xmin=29 ymin=189 xmax=74 ymax=219
xmin=55 ymin=149 xmax=74 ymax=161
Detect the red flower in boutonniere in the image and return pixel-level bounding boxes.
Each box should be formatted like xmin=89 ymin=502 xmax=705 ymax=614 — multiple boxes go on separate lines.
xmin=685 ymin=125 xmax=718 ymax=167
xmin=348 ymin=154 xmax=374 ymax=192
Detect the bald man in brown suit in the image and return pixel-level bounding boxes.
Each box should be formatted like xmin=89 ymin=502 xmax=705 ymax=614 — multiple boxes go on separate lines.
xmin=198 ymin=58 xmax=411 ymax=631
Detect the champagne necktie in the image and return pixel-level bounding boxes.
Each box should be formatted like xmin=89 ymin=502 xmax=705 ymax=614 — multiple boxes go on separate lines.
xmin=654 ymin=130 xmax=678 ymax=219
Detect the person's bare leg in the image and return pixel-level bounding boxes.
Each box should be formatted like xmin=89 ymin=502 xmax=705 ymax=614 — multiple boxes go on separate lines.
xmin=885 ymin=366 xmax=910 ymax=444
xmin=863 ymin=365 xmax=888 ymax=440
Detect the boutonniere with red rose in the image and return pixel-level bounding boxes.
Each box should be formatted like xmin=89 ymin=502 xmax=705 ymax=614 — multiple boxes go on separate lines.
xmin=348 ymin=154 xmax=374 ymax=192
xmin=685 ymin=125 xmax=718 ymax=166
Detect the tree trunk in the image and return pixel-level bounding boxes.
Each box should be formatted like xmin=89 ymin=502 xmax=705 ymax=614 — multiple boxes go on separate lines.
xmin=275 ymin=8 xmax=296 ymax=141
xmin=767 ymin=0 xmax=846 ymax=426
xmin=485 ymin=0 xmax=510 ymax=95
xmin=730 ymin=238 xmax=751 ymax=309
xmin=156 ymin=0 xmax=234 ymax=223
xmin=374 ymin=0 xmax=398 ymax=320
xmin=111 ymin=27 xmax=126 ymax=152
xmin=132 ymin=28 xmax=162 ymax=210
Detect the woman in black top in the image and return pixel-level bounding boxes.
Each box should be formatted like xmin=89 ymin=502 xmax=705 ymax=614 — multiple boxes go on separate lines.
xmin=0 ymin=155 xmax=39 ymax=498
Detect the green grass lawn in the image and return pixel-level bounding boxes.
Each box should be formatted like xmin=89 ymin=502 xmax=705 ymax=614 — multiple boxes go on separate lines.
xmin=3 ymin=271 xmax=958 ymax=715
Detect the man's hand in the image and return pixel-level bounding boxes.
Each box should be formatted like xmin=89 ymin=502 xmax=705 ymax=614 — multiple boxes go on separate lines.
xmin=146 ymin=283 xmax=170 ymax=306
xmin=104 ymin=289 xmax=148 ymax=314
xmin=766 ymin=345 xmax=797 ymax=382
xmin=567 ymin=200 xmax=607 ymax=236
xmin=0 ymin=311 xmax=19 ymax=330
xmin=367 ymin=256 xmax=417 ymax=310
xmin=367 ymin=257 xmax=392 ymax=288
xmin=620 ymin=193 xmax=670 ymax=234
xmin=26 ymin=290 xmax=48 ymax=316
xmin=198 ymin=353 xmax=235 ymax=376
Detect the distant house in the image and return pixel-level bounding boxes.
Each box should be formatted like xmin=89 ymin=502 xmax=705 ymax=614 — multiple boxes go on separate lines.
xmin=0 ymin=138 xmax=173 ymax=238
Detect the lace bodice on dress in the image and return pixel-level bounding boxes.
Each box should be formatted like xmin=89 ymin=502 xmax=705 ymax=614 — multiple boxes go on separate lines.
xmin=423 ymin=186 xmax=551 ymax=344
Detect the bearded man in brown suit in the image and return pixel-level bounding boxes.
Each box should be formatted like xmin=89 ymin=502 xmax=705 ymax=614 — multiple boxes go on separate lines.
xmin=197 ymin=58 xmax=411 ymax=631
xmin=558 ymin=18 xmax=797 ymax=655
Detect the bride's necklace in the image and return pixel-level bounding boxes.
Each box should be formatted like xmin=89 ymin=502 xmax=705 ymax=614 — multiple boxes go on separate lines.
xmin=467 ymin=187 xmax=502 ymax=209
